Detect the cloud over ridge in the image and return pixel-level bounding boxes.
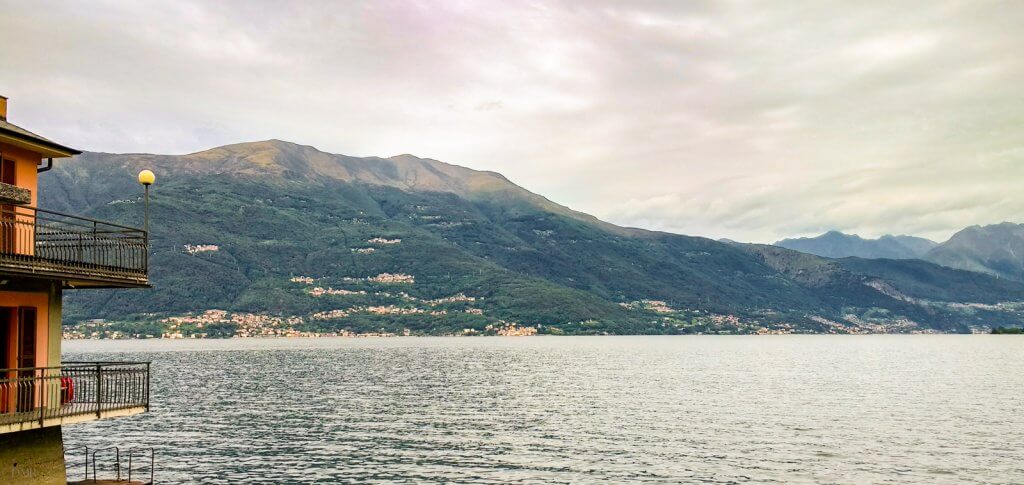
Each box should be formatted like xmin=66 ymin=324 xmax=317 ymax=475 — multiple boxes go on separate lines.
xmin=1 ymin=0 xmax=1021 ymax=242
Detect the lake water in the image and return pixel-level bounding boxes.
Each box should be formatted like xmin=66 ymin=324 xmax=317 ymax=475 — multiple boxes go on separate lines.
xmin=63 ymin=336 xmax=1024 ymax=483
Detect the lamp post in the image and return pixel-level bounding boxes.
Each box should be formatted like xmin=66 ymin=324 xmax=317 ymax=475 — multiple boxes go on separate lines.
xmin=138 ymin=170 xmax=155 ymax=265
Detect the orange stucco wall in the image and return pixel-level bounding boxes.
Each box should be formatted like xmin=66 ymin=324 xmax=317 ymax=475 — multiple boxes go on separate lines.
xmin=0 ymin=291 xmax=50 ymax=370
xmin=0 ymin=142 xmax=40 ymax=205
xmin=0 ymin=142 xmax=42 ymax=255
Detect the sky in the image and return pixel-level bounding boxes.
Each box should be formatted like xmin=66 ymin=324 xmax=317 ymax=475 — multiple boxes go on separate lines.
xmin=1 ymin=0 xmax=1022 ymax=243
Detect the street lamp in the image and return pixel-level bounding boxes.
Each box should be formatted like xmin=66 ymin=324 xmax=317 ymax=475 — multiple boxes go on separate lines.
xmin=138 ymin=170 xmax=155 ymax=255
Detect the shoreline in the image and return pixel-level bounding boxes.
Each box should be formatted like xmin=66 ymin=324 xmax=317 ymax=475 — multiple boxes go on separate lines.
xmin=63 ymin=330 xmax=994 ymax=341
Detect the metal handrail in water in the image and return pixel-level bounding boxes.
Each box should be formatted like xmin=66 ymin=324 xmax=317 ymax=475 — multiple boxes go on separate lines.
xmin=126 ymin=447 xmax=156 ymax=484
xmin=64 ymin=444 xmax=155 ymax=485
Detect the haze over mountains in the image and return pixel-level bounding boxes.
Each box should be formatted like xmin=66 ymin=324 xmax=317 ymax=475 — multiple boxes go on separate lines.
xmin=775 ymin=225 xmax=1024 ymax=284
xmin=925 ymin=223 xmax=1024 ymax=282
xmin=775 ymin=232 xmax=938 ymax=259
xmin=40 ymin=140 xmax=1024 ymax=334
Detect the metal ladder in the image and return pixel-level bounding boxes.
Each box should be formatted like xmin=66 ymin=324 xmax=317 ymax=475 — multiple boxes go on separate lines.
xmin=64 ymin=445 xmax=155 ymax=484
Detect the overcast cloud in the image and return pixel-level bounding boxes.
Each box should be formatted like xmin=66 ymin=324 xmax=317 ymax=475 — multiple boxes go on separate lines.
xmin=1 ymin=0 xmax=1022 ymax=242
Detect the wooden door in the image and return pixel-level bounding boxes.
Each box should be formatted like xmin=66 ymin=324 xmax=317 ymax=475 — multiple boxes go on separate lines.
xmin=16 ymin=307 xmax=35 ymax=369
xmin=0 ymin=156 xmax=15 ymax=254
xmin=15 ymin=307 xmax=36 ymax=412
xmin=0 ymin=307 xmax=12 ymax=413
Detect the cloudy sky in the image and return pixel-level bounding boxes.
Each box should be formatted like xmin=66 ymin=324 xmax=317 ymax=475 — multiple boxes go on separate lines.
xmin=2 ymin=0 xmax=1022 ymax=243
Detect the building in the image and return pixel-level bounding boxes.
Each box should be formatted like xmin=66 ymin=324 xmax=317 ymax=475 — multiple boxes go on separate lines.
xmin=0 ymin=96 xmax=152 ymax=484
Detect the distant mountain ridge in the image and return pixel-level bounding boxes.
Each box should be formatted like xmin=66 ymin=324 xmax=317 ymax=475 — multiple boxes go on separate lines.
xmin=924 ymin=222 xmax=1024 ymax=282
xmin=775 ymin=231 xmax=937 ymax=259
xmin=38 ymin=140 xmax=1024 ymax=334
xmin=775 ymin=224 xmax=1024 ymax=285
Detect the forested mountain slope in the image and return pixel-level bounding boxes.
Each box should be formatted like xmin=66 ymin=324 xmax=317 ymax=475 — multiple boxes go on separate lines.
xmin=41 ymin=141 xmax=1024 ymax=334
xmin=924 ymin=223 xmax=1024 ymax=282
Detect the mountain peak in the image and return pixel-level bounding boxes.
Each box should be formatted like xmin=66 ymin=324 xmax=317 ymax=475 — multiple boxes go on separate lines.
xmin=775 ymin=231 xmax=937 ymax=259
xmin=188 ymin=138 xmax=318 ymax=156
xmin=925 ymin=222 xmax=1024 ymax=281
xmin=946 ymin=222 xmax=1024 ymax=240
xmin=61 ymin=139 xmax=641 ymax=237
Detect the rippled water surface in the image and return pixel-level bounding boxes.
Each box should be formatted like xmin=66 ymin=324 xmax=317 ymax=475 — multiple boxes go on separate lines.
xmin=63 ymin=336 xmax=1024 ymax=483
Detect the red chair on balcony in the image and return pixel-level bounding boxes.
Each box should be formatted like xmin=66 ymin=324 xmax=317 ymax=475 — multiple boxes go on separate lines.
xmin=60 ymin=376 xmax=74 ymax=405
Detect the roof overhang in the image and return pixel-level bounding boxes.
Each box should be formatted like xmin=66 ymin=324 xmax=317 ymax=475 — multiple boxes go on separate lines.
xmin=0 ymin=126 xmax=81 ymax=158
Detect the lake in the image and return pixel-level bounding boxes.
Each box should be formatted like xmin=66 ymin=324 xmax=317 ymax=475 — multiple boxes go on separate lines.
xmin=63 ymin=336 xmax=1024 ymax=483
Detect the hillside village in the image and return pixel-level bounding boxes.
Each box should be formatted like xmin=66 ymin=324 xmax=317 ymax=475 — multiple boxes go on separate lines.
xmin=64 ymin=268 xmax=540 ymax=339
xmin=63 ymin=275 xmax=951 ymax=339
xmin=67 ymin=235 xmax=967 ymax=340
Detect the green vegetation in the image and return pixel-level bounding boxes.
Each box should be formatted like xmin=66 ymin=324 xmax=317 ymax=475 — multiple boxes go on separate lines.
xmin=992 ymin=327 xmax=1024 ymax=334
xmin=40 ymin=143 xmax=1024 ymax=335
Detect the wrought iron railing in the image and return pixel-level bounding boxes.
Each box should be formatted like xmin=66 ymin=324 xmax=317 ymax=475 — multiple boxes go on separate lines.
xmin=0 ymin=362 xmax=150 ymax=428
xmin=0 ymin=205 xmax=147 ymax=284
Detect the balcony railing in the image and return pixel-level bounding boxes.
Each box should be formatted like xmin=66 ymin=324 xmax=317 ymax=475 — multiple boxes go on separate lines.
xmin=0 ymin=362 xmax=150 ymax=433
xmin=0 ymin=205 xmax=148 ymax=286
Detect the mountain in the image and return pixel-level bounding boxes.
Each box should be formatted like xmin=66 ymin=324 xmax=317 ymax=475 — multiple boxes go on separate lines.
xmin=39 ymin=140 xmax=1024 ymax=335
xmin=924 ymin=223 xmax=1024 ymax=282
xmin=775 ymin=231 xmax=937 ymax=259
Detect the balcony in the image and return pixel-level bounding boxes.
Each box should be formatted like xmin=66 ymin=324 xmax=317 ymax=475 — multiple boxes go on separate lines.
xmin=0 ymin=206 xmax=148 ymax=287
xmin=0 ymin=362 xmax=150 ymax=434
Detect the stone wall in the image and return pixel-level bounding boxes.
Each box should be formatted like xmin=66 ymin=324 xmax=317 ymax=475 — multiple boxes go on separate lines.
xmin=0 ymin=427 xmax=66 ymax=484
xmin=0 ymin=181 xmax=30 ymax=205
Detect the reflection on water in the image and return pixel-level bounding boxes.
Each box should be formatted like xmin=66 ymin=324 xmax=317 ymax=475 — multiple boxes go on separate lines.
xmin=63 ymin=336 xmax=1024 ymax=483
